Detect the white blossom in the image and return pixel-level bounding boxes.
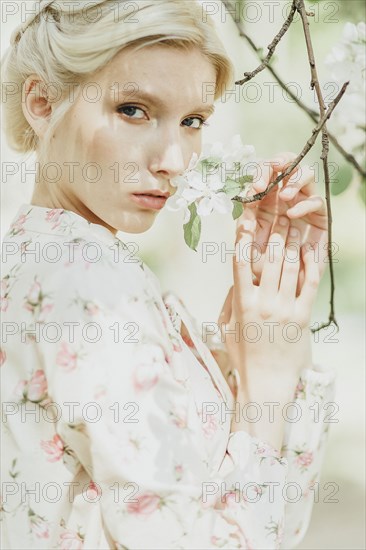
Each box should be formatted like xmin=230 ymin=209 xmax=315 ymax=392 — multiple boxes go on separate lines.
xmin=324 ymin=22 xmax=366 ymax=162
xmin=165 ymin=135 xmax=257 ymax=224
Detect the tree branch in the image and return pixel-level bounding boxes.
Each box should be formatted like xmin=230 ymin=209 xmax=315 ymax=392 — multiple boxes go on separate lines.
xmin=295 ymin=0 xmax=338 ymax=331
xmin=232 ymin=82 xmax=349 ymax=204
xmin=223 ymin=0 xmax=351 ymax=333
xmin=223 ymin=0 xmax=366 ymax=179
xmin=235 ymin=1 xmax=297 ymax=85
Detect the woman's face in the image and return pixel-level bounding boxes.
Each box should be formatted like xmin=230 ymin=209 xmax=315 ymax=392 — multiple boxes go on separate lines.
xmin=38 ymin=44 xmax=217 ymax=234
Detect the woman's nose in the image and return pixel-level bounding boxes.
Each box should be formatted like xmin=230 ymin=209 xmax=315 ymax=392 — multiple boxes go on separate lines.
xmin=148 ymin=131 xmax=187 ymax=181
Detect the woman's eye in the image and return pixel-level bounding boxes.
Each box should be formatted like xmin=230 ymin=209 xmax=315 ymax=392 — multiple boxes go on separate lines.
xmin=117 ymin=105 xmax=146 ymax=119
xmin=182 ymin=117 xmax=207 ymax=130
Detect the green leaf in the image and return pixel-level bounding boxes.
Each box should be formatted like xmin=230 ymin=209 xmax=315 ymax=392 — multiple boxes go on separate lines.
xmin=183 ymin=203 xmax=201 ymax=252
xmin=232 ymin=200 xmax=244 ymax=220
xmin=331 ymin=165 xmax=353 ymax=195
xmin=237 ymin=174 xmax=253 ymax=186
xmin=198 ymin=158 xmax=222 ymax=175
xmin=358 ymin=178 xmax=366 ymax=206
xmin=223 ymin=178 xmax=242 ymax=198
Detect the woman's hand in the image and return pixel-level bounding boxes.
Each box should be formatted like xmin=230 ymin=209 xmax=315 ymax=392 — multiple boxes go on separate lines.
xmin=247 ymin=152 xmax=328 ymax=293
xmin=218 ymin=204 xmax=325 ymax=383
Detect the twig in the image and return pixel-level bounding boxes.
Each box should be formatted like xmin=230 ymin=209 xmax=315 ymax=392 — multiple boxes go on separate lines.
xmin=223 ymin=0 xmax=348 ymax=333
xmin=235 ymin=2 xmax=297 ymax=85
xmin=295 ymin=0 xmax=338 ymax=332
xmin=232 ymin=82 xmax=349 ymax=204
xmin=265 ymin=64 xmax=366 ymax=178
xmin=223 ymin=0 xmax=366 ymax=179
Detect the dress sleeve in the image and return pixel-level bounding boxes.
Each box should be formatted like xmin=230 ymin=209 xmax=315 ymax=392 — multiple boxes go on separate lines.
xmin=162 ymin=292 xmax=337 ymax=549
xmin=40 ymin=277 xmax=293 ymax=550
xmin=217 ymin=364 xmax=337 ymax=550
xmin=279 ymin=364 xmax=337 ymax=548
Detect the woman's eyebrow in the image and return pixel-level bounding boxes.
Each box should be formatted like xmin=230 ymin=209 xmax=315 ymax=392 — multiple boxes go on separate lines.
xmin=109 ymin=87 xmax=215 ymax=116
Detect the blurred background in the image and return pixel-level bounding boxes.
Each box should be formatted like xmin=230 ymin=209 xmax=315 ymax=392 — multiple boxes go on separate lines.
xmin=1 ymin=1 xmax=365 ymax=548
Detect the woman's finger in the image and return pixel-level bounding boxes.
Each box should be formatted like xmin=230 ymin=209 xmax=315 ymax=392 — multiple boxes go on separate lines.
xmin=296 ymin=243 xmax=321 ymax=316
xmin=279 ymin=165 xmax=316 ymax=201
xmin=268 ymin=152 xmax=297 ymax=175
xmin=253 ymin=152 xmax=297 ymax=194
xmin=286 ymin=195 xmax=326 ymax=221
xmin=306 ymin=226 xmax=329 ymax=278
xmin=258 ymin=215 xmax=290 ymax=305
xmin=267 ymin=152 xmax=298 ymax=190
xmin=278 ymin=226 xmax=301 ymax=302
xmin=233 ymin=206 xmax=257 ymax=294
xmin=251 ymin=161 xmax=273 ymax=193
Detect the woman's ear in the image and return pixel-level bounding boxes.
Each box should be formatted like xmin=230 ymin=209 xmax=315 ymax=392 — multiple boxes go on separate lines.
xmin=22 ymin=74 xmax=53 ymax=138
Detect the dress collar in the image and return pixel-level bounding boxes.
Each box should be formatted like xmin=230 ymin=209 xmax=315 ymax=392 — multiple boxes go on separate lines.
xmin=8 ymin=203 xmax=125 ymax=248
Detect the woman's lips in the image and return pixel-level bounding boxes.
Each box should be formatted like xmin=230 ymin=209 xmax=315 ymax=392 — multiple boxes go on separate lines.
xmin=131 ymin=193 xmax=168 ymax=210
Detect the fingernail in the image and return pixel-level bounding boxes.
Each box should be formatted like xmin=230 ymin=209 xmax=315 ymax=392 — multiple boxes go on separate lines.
xmin=290 ymin=227 xmax=299 ymax=237
xmin=289 ymin=205 xmax=300 ymax=214
xmin=256 ymin=178 xmax=267 ymax=190
xmin=281 ymin=187 xmax=296 ymax=197
xmin=286 ymin=246 xmax=299 ymax=261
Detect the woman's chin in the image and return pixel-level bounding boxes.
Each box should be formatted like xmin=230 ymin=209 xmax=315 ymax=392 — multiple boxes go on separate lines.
xmin=116 ymin=218 xmax=157 ymax=235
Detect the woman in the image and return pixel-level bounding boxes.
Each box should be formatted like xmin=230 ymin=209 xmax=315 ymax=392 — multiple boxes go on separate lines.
xmin=1 ymin=1 xmax=336 ymax=548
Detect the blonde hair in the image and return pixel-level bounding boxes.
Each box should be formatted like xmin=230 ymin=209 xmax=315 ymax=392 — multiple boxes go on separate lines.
xmin=1 ymin=0 xmax=235 ymax=162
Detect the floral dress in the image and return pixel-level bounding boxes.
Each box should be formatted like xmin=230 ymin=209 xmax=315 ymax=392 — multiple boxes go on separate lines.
xmin=0 ymin=204 xmax=337 ymax=550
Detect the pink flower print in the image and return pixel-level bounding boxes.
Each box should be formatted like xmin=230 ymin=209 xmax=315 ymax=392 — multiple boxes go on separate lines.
xmin=164 ymin=351 xmax=173 ymax=365
xmin=126 ymin=492 xmax=162 ymax=516
xmin=84 ymin=301 xmax=99 ymax=316
xmin=59 ymin=530 xmax=84 ymax=550
xmin=10 ymin=214 xmax=27 ymax=236
xmin=45 ymin=209 xmax=64 ymax=230
xmin=202 ymin=414 xmax=218 ymax=439
xmin=27 ymin=369 xmax=48 ymax=402
xmin=84 ymin=481 xmax=102 ymax=501
xmin=1 ymin=279 xmax=10 ymax=312
xmin=255 ymin=442 xmax=283 ymax=466
xmin=56 ymin=342 xmax=78 ymax=372
xmin=166 ymin=330 xmax=182 ymax=353
xmin=169 ymin=407 xmax=188 ymax=429
xmin=24 ymin=278 xmax=52 ymax=319
xmin=93 ymin=385 xmax=107 ymax=400
xmin=256 ymin=442 xmax=276 ymax=457
xmin=174 ymin=464 xmax=184 ymax=481
xmin=172 ymin=339 xmax=183 ymax=353
xmin=266 ymin=517 xmax=285 ymax=546
xmin=40 ymin=434 xmax=65 ymax=462
xmin=14 ymin=379 xmax=28 ymax=400
xmin=132 ymin=361 xmax=161 ymax=392
xmin=294 ymin=379 xmax=306 ymax=400
xmin=20 ymin=240 xmax=32 ymax=255
xmin=221 ymin=491 xmax=238 ymax=510
xmin=296 ymin=450 xmax=313 ymax=471
xmin=0 ymin=348 xmax=6 ymax=367
xmin=211 ymin=535 xmax=228 ymax=548
xmin=28 ymin=509 xmax=50 ymax=539
xmin=26 ymin=280 xmax=42 ymax=307
xmin=38 ymin=303 xmax=54 ymax=322
xmin=303 ymin=475 xmax=318 ymax=498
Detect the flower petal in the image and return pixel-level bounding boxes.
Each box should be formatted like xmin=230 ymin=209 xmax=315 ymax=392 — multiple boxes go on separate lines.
xmin=165 ymin=195 xmax=188 ymax=212
xmin=181 ymin=188 xmax=204 ymax=202
xmin=183 ymin=208 xmax=191 ymax=224
xmin=211 ymin=193 xmax=234 ymax=214
xmin=197 ymin=197 xmax=214 ymax=216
